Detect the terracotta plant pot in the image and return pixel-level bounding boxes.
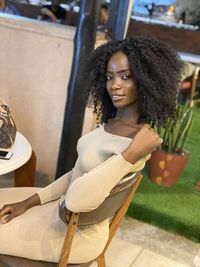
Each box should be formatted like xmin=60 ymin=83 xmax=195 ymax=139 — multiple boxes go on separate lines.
xmin=149 ymin=150 xmax=189 ymax=187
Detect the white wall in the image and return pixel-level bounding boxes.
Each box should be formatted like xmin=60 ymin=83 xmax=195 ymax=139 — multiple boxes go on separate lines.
xmin=0 ymin=14 xmax=94 ymax=179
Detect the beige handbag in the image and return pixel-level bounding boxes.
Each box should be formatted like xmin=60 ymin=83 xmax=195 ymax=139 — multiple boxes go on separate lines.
xmin=0 ymin=98 xmax=17 ymax=149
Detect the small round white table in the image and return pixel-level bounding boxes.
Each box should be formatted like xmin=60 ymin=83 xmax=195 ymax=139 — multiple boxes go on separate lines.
xmin=0 ymin=132 xmax=36 ymax=187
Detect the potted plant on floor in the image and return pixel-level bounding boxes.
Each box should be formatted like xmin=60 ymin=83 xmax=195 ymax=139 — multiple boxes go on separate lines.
xmin=149 ymin=96 xmax=198 ymax=187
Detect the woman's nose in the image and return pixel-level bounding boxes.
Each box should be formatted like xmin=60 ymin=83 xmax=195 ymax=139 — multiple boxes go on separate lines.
xmin=111 ymin=78 xmax=121 ymax=90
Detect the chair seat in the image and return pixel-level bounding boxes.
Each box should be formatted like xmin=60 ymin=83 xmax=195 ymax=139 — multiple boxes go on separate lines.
xmin=0 ymin=255 xmax=91 ymax=267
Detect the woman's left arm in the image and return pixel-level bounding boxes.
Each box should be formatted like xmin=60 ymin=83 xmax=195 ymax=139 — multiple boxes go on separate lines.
xmin=65 ymin=154 xmax=149 ymax=213
xmin=65 ymin=124 xmax=160 ymax=213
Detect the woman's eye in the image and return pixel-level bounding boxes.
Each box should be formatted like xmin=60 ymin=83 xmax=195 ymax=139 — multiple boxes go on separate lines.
xmin=106 ymin=75 xmax=112 ymax=80
xmin=122 ymin=74 xmax=131 ymax=80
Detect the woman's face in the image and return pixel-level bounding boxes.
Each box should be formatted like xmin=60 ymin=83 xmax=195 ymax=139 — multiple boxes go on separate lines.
xmin=106 ymin=51 xmax=137 ymax=109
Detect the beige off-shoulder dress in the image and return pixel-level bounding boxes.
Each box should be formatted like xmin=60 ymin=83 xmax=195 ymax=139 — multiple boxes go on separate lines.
xmin=0 ymin=125 xmax=149 ymax=263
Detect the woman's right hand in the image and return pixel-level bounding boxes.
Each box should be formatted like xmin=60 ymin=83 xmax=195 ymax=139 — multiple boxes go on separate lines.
xmin=0 ymin=201 xmax=28 ymax=224
xmin=122 ymin=124 xmax=162 ymax=164
xmin=0 ymin=193 xmax=41 ymax=224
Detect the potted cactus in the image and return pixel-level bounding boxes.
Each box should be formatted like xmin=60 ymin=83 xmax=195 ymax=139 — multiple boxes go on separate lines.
xmin=149 ymin=96 xmax=198 ymax=186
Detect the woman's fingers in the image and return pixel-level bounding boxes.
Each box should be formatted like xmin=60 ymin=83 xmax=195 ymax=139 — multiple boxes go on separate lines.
xmin=0 ymin=206 xmax=11 ymax=218
xmin=139 ymin=124 xmax=163 ymax=150
xmin=0 ymin=206 xmax=12 ymax=224
xmin=0 ymin=205 xmax=16 ymax=224
xmin=1 ymin=214 xmax=15 ymax=224
xmin=0 ymin=201 xmax=28 ymax=224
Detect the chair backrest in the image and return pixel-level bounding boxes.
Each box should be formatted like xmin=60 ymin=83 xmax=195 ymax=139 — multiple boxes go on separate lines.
xmin=59 ymin=172 xmax=140 ymax=226
xmin=58 ymin=172 xmax=143 ymax=267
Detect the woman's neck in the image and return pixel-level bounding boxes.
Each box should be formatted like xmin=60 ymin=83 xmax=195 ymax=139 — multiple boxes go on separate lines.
xmin=114 ymin=105 xmax=139 ymax=126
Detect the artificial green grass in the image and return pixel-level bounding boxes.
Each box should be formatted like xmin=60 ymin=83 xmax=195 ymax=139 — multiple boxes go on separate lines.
xmin=128 ymin=106 xmax=200 ymax=242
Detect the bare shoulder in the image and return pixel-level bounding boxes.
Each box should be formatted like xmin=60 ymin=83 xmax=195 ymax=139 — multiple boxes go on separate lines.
xmin=104 ymin=119 xmax=142 ymax=139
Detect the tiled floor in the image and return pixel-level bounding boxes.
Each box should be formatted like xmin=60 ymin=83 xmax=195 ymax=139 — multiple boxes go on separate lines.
xmin=1 ymin=172 xmax=200 ymax=267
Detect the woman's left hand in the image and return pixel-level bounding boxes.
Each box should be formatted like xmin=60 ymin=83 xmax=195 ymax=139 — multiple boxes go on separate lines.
xmin=121 ymin=124 xmax=162 ymax=164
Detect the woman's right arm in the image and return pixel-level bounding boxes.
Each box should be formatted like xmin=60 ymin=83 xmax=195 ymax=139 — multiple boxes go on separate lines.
xmin=0 ymin=170 xmax=72 ymax=224
xmin=37 ymin=170 xmax=73 ymax=204
xmin=0 ymin=193 xmax=40 ymax=224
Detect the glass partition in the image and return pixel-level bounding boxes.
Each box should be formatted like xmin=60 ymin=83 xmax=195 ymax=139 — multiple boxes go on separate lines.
xmin=132 ymin=0 xmax=200 ymax=27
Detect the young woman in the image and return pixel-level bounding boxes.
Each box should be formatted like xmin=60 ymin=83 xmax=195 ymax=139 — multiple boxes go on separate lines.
xmin=0 ymin=36 xmax=182 ymax=264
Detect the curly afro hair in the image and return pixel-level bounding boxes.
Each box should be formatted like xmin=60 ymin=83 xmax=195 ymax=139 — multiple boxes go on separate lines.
xmin=84 ymin=35 xmax=183 ymax=127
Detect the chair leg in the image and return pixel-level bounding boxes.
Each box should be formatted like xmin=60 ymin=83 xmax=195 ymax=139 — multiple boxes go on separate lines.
xmin=15 ymin=151 xmax=36 ymax=187
xmin=96 ymin=254 xmax=106 ymax=267
xmin=58 ymin=213 xmax=79 ymax=267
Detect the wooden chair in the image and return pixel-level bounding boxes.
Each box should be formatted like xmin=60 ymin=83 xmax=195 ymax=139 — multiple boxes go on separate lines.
xmin=0 ymin=173 xmax=143 ymax=267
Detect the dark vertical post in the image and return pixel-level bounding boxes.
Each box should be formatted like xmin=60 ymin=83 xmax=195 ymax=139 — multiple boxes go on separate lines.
xmin=108 ymin=0 xmax=131 ymax=41
xmin=56 ymin=1 xmax=100 ymax=178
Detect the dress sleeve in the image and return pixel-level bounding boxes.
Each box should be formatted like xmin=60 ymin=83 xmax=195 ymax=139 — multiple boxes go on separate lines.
xmin=37 ymin=170 xmax=72 ymax=204
xmin=65 ymin=154 xmax=149 ymax=212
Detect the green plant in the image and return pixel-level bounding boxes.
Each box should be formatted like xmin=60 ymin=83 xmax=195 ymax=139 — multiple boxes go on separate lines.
xmin=158 ymin=97 xmax=199 ymax=154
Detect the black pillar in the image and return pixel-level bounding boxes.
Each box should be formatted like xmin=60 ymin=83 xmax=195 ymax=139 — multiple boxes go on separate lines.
xmin=108 ymin=0 xmax=130 ymax=41
xmin=56 ymin=0 xmax=100 ymax=178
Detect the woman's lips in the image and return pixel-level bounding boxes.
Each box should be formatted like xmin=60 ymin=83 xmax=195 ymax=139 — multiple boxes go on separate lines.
xmin=111 ymin=94 xmax=125 ymax=101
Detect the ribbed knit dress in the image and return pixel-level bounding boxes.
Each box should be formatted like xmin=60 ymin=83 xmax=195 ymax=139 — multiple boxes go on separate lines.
xmin=0 ymin=125 xmax=149 ymax=263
